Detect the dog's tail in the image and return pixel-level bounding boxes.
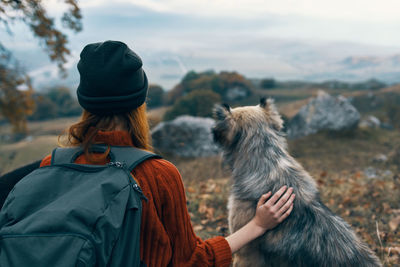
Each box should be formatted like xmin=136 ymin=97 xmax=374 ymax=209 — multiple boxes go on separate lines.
xmin=265 ymin=201 xmax=382 ymax=267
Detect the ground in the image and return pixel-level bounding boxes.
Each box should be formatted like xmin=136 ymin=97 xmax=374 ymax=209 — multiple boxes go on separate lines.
xmin=0 ymin=88 xmax=399 ymax=266
xmin=171 ymin=128 xmax=400 ymax=266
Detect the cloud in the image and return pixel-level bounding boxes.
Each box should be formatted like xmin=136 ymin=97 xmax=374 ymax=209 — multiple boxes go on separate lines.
xmin=115 ymin=0 xmax=400 ymax=22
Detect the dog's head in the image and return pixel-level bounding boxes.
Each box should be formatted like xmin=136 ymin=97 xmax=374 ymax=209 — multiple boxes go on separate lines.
xmin=212 ymin=98 xmax=283 ymax=149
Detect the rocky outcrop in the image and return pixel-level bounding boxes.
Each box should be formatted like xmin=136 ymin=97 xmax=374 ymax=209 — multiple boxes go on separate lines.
xmin=359 ymin=115 xmax=381 ymax=128
xmin=225 ymin=86 xmax=249 ymax=101
xmin=287 ymin=91 xmax=360 ymax=138
xmin=151 ymin=116 xmax=220 ymax=157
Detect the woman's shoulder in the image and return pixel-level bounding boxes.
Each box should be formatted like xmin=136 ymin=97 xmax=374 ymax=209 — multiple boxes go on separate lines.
xmin=137 ymin=157 xmax=181 ymax=179
xmin=39 ymin=152 xmax=181 ymax=181
xmin=40 ymin=154 xmax=52 ymax=167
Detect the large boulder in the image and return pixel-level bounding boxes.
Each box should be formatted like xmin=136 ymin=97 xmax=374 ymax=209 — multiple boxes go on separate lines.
xmin=151 ymin=115 xmax=220 ymax=157
xmin=225 ymin=86 xmax=250 ymax=101
xmin=287 ymin=91 xmax=360 ymax=138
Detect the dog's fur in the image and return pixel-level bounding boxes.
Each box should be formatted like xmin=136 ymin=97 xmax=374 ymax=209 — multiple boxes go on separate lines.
xmin=212 ymin=99 xmax=381 ymax=267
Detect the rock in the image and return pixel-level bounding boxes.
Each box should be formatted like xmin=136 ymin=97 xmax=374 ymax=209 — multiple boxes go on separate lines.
xmin=225 ymin=86 xmax=249 ymax=101
xmin=359 ymin=115 xmax=381 ymax=129
xmin=24 ymin=135 xmax=34 ymax=142
xmin=380 ymin=122 xmax=394 ymax=130
xmin=363 ymin=166 xmax=378 ymax=179
xmin=359 ymin=116 xmax=394 ymax=130
xmin=363 ymin=167 xmax=393 ymax=179
xmin=287 ymin=91 xmax=360 ymax=138
xmin=151 ymin=115 xmax=220 ymax=157
xmin=372 ymin=154 xmax=388 ymax=163
xmin=382 ymin=170 xmax=393 ymax=177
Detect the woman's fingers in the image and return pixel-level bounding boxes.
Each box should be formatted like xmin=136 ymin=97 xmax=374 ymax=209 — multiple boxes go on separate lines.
xmin=257 ymin=191 xmax=272 ymax=207
xmin=253 ymin=186 xmax=295 ymax=231
xmin=278 ymin=203 xmax=294 ymax=223
xmin=265 ymin=186 xmax=287 ymax=206
xmin=272 ymin=187 xmax=294 ymax=211
xmin=277 ymin=194 xmax=295 ymax=217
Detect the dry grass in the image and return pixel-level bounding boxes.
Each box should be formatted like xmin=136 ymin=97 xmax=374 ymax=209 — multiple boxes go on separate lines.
xmin=167 ymin=128 xmax=400 ymax=266
xmin=0 ymin=135 xmax=58 ymax=174
xmin=0 ymin=92 xmax=398 ymax=265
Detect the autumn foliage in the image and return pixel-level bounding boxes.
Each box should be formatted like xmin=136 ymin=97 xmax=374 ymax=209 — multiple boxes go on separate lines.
xmin=0 ymin=59 xmax=34 ymax=133
xmin=163 ymin=90 xmax=221 ymax=120
xmin=171 ymin=128 xmax=400 ymax=266
xmin=0 ymin=0 xmax=82 ymax=133
xmin=166 ymin=70 xmax=253 ymax=105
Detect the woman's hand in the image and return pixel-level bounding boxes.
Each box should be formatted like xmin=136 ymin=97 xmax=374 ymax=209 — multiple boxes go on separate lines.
xmin=226 ymin=185 xmax=295 ymax=253
xmin=252 ymin=186 xmax=295 ymax=233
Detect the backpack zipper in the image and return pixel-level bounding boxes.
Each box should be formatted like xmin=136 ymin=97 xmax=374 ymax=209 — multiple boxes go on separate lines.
xmin=108 ymin=161 xmax=148 ymax=201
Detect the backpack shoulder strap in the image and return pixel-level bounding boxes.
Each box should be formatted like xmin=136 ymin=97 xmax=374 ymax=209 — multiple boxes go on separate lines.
xmin=51 ymin=145 xmax=161 ymax=171
xmin=51 ymin=147 xmax=82 ymax=165
xmin=108 ymin=146 xmax=162 ymax=172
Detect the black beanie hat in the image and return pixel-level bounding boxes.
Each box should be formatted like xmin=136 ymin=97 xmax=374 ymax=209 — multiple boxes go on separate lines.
xmin=76 ymin=40 xmax=148 ymax=115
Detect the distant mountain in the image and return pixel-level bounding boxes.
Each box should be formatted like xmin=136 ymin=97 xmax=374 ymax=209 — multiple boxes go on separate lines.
xmin=12 ymin=39 xmax=400 ymax=91
xmin=340 ymin=55 xmax=400 ymax=69
xmin=303 ymin=54 xmax=400 ymax=84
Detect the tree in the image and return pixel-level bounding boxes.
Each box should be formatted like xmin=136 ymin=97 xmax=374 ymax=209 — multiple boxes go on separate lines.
xmin=0 ymin=60 xmax=34 ymax=133
xmin=29 ymin=86 xmax=82 ymax=120
xmin=147 ymin=84 xmax=165 ymax=108
xmin=164 ymin=90 xmax=221 ymax=121
xmin=166 ymin=70 xmax=253 ymax=104
xmin=260 ymin=78 xmax=276 ymax=89
xmin=0 ymin=0 xmax=82 ymax=133
xmin=28 ymin=94 xmax=58 ymax=121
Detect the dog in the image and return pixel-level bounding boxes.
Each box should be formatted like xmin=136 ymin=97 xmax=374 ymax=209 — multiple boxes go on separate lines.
xmin=212 ymin=98 xmax=381 ymax=267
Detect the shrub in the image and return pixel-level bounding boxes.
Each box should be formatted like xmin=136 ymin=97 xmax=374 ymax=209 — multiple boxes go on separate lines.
xmin=29 ymin=87 xmax=81 ymax=120
xmin=147 ymin=84 xmax=165 ymax=108
xmin=166 ymin=70 xmax=253 ymax=104
xmin=29 ymin=95 xmax=58 ymax=120
xmin=260 ymin=78 xmax=276 ymax=89
xmin=164 ymin=90 xmax=221 ymax=121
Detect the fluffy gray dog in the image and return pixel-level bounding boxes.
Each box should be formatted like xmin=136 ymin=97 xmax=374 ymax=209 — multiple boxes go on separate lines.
xmin=212 ymin=98 xmax=381 ymax=267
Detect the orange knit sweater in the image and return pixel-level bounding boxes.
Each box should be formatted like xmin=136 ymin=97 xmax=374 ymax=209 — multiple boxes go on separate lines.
xmin=40 ymin=130 xmax=232 ymax=267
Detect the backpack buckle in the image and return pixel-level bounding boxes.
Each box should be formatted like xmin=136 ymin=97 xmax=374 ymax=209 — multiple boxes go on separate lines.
xmin=108 ymin=161 xmax=125 ymax=168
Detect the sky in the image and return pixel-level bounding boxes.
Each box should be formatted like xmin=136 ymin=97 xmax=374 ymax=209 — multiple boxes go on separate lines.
xmin=2 ymin=0 xmax=400 ymax=89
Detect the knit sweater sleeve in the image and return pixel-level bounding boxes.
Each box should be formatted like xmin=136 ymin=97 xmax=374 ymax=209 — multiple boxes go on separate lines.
xmin=40 ymin=154 xmax=52 ymax=167
xmin=155 ymin=159 xmax=232 ymax=267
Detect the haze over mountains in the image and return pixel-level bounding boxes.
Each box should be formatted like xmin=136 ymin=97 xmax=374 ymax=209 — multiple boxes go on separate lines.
xmin=21 ymin=40 xmax=400 ymax=91
xmin=2 ymin=1 xmax=400 ymax=90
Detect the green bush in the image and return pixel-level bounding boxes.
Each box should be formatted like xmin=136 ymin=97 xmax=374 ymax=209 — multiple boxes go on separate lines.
xmin=260 ymin=78 xmax=276 ymax=89
xmin=146 ymin=84 xmax=165 ymax=108
xmin=29 ymin=87 xmax=81 ymax=120
xmin=29 ymin=95 xmax=58 ymax=120
xmin=166 ymin=70 xmax=253 ymax=104
xmin=385 ymin=101 xmax=400 ymax=128
xmin=164 ymin=90 xmax=221 ymax=121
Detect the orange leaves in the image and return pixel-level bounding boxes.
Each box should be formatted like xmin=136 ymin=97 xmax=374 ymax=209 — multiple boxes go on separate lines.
xmin=318 ymin=168 xmax=400 ymax=266
xmin=187 ymin=187 xmax=196 ymax=193
xmin=1 ymin=0 xmax=82 ymax=74
xmin=198 ymin=201 xmax=215 ymax=220
xmin=388 ymin=216 xmax=400 ymax=232
xmin=0 ymin=67 xmax=35 ymax=134
xmin=185 ymin=178 xmax=229 ymax=238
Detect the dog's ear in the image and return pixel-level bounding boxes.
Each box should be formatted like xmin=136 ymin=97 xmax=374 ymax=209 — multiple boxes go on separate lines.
xmin=259 ymin=97 xmax=268 ymax=108
xmin=259 ymin=97 xmax=277 ymax=112
xmin=213 ymin=103 xmax=231 ymax=121
xmin=259 ymin=97 xmax=283 ymax=131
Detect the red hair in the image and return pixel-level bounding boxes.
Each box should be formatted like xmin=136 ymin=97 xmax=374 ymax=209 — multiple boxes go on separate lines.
xmin=59 ymin=103 xmax=152 ymax=163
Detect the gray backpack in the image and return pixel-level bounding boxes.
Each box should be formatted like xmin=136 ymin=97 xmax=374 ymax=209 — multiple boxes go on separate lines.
xmin=0 ymin=145 xmax=160 ymax=267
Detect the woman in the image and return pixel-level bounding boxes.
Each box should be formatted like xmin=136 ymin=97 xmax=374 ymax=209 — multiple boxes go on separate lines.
xmin=33 ymin=41 xmax=295 ymax=266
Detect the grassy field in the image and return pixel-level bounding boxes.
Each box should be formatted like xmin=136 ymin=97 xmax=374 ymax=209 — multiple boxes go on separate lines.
xmin=0 ymin=107 xmax=168 ymax=173
xmin=0 ymin=88 xmax=399 ymax=265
